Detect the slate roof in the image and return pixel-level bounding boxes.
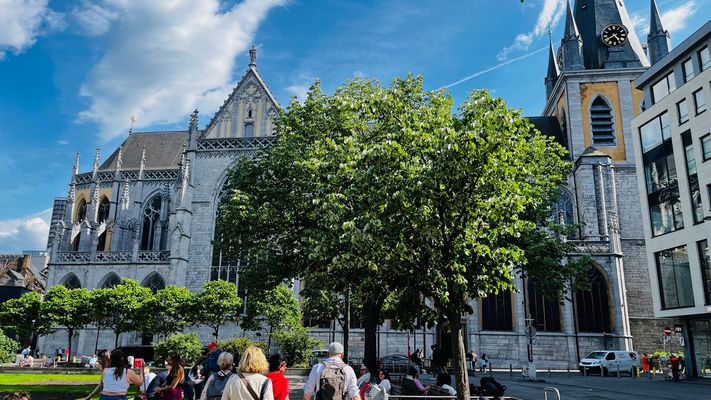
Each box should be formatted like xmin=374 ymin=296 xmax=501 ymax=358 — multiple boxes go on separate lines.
xmin=527 ymin=116 xmax=570 ymax=159
xmin=100 ymin=131 xmax=188 ymax=171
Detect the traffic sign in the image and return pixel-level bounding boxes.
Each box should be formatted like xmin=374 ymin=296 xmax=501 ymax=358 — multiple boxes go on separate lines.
xmin=664 ymin=327 xmax=672 ymax=336
xmin=674 ymin=324 xmax=683 ymax=334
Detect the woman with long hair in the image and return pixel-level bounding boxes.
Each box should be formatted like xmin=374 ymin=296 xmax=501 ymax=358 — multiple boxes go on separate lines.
xmin=221 ymin=346 xmax=273 ymax=400
xmin=83 ymin=349 xmax=113 ymax=400
xmin=100 ymin=349 xmax=143 ymax=400
xmin=156 ymin=353 xmax=185 ymax=400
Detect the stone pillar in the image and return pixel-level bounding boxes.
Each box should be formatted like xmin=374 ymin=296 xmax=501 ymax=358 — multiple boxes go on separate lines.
xmin=595 ymin=163 xmax=609 ymax=241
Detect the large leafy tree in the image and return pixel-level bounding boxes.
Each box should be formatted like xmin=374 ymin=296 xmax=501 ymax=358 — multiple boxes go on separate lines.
xmin=93 ymin=279 xmax=152 ymax=348
xmin=192 ymin=280 xmax=242 ymax=340
xmin=241 ymin=285 xmax=300 ymax=350
xmin=0 ymin=291 xmax=53 ymax=345
xmin=141 ymin=285 xmax=194 ymax=340
xmin=218 ymin=76 xmax=574 ymax=399
xmin=42 ymin=286 xmax=93 ymax=358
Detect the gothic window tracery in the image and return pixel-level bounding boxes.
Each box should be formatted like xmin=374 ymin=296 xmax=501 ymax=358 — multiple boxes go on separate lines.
xmin=142 ymin=272 xmax=166 ymax=292
xmin=98 ymin=196 xmax=110 ymax=223
xmin=481 ymin=290 xmax=513 ymax=331
xmin=527 ymin=279 xmax=561 ymax=332
xmin=590 ymin=96 xmax=616 ymax=145
xmin=575 ymin=266 xmax=612 ymax=333
xmin=99 ymin=272 xmax=121 ymax=288
xmin=140 ymin=195 xmax=166 ymax=250
xmin=59 ymin=273 xmax=81 ymax=289
xmin=76 ymin=198 xmax=87 ymax=223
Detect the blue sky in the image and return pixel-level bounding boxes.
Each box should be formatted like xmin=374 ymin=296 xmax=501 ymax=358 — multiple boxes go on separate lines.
xmin=0 ymin=0 xmax=708 ymax=252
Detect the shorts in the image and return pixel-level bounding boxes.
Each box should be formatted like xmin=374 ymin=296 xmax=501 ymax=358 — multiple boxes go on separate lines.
xmin=99 ymin=395 xmax=128 ymax=400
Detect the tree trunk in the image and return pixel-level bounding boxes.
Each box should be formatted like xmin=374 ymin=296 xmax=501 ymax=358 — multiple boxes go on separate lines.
xmin=448 ymin=317 xmax=470 ymax=400
xmin=362 ymin=298 xmax=382 ymax=373
xmin=343 ymin=290 xmax=350 ymax=363
xmin=114 ymin=331 xmax=120 ymax=349
xmin=67 ymin=328 xmax=73 ymax=362
xmin=95 ymin=326 xmax=101 ymax=353
xmin=214 ymin=326 xmax=219 ymax=340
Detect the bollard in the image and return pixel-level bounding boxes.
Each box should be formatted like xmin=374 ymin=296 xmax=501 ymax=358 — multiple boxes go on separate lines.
xmin=649 ymin=368 xmax=652 ymax=380
xmin=510 ymin=364 xmax=513 ymax=378
xmin=567 ymin=366 xmax=571 ymax=378
xmin=548 ymin=367 xmax=551 ymax=378
xmin=583 ymin=366 xmax=587 ymax=377
xmin=617 ymin=364 xmax=621 ymax=378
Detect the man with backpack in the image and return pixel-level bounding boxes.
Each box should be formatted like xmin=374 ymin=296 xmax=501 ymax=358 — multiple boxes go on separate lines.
xmin=200 ymin=352 xmax=234 ymax=400
xmin=303 ymin=342 xmax=360 ymax=400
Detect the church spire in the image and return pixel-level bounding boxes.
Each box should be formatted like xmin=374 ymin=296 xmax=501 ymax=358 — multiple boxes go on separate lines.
xmin=92 ymin=148 xmax=101 ymax=179
xmin=561 ymin=0 xmax=584 ymax=71
xmin=249 ymin=45 xmax=257 ymax=68
xmin=545 ymin=28 xmax=560 ymax=100
xmin=647 ymin=0 xmax=671 ymax=65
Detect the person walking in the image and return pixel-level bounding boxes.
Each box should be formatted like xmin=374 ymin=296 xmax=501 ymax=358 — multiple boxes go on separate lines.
xmin=266 ymin=354 xmax=289 ymax=400
xmin=204 ymin=342 xmax=222 ymax=377
xmin=155 ymin=353 xmax=185 ymax=400
xmin=201 ymin=352 xmax=234 ymax=400
xmin=98 ymin=349 xmax=143 ymax=400
xmin=221 ymin=346 xmax=273 ymax=400
xmin=303 ymin=342 xmax=359 ymax=400
xmin=641 ymin=353 xmax=650 ymax=374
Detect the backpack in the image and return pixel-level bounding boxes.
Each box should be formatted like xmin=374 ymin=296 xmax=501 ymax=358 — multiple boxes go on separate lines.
xmin=317 ymin=361 xmax=347 ymax=400
xmin=207 ymin=371 xmax=233 ymax=400
xmin=479 ymin=377 xmax=506 ymax=397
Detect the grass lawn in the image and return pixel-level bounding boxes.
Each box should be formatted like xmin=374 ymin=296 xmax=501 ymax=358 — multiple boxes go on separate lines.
xmin=0 ymin=373 xmax=140 ymax=399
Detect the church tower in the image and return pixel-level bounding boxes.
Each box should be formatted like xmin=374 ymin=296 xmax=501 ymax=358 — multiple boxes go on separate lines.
xmin=535 ymin=0 xmax=674 ymax=358
xmin=647 ymin=0 xmax=671 ymax=65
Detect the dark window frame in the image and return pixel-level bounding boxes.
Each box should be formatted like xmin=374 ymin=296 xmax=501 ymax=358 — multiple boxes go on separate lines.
xmin=651 ymin=72 xmax=676 ymax=104
xmin=702 ymin=133 xmax=711 ymax=161
xmin=682 ymin=131 xmax=703 ymax=224
xmin=693 ymin=89 xmax=707 ymax=115
xmin=527 ymin=279 xmax=562 ymax=332
xmin=655 ymin=245 xmax=695 ymax=310
xmin=677 ymin=98 xmax=689 ymax=125
xmin=682 ymin=58 xmax=695 ymax=83
xmin=575 ymin=267 xmax=612 ymax=333
xmin=698 ymin=46 xmax=711 ymax=71
xmin=697 ymin=240 xmax=711 ymax=305
xmin=481 ymin=290 xmax=513 ymax=331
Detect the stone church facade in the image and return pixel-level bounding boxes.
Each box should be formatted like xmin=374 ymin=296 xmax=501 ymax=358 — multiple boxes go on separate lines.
xmin=41 ymin=1 xmax=674 ymax=368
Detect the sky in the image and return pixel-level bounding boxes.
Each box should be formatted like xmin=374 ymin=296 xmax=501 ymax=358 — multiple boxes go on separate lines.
xmin=0 ymin=0 xmax=708 ymax=252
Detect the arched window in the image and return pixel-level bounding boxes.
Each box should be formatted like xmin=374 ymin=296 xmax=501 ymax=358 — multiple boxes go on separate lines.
xmin=141 ymin=196 xmax=165 ymax=250
xmin=71 ymin=233 xmax=81 ymax=252
xmin=98 ymin=197 xmax=111 ymax=223
xmin=590 ymin=96 xmax=615 ymax=145
xmin=142 ymin=272 xmax=165 ymax=292
xmin=527 ymin=279 xmax=561 ymax=332
xmin=554 ymin=191 xmax=577 ymax=239
xmin=76 ymin=198 xmax=87 ymax=223
xmin=59 ymin=273 xmax=81 ymax=289
xmin=481 ymin=290 xmax=513 ymax=331
xmin=575 ymin=267 xmax=612 ymax=333
xmin=99 ymin=272 xmax=122 ymax=289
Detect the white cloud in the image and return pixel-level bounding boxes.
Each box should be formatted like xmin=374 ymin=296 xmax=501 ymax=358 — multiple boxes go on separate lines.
xmin=76 ymin=0 xmax=286 ymax=140
xmin=0 ymin=209 xmax=51 ymax=253
xmin=498 ymin=0 xmax=565 ymax=61
xmin=72 ymin=1 xmax=119 ymax=37
xmin=286 ymin=84 xmax=310 ymax=103
xmin=0 ymin=0 xmax=64 ymax=59
xmin=661 ymin=1 xmax=696 ymax=33
xmin=629 ymin=12 xmax=649 ymax=39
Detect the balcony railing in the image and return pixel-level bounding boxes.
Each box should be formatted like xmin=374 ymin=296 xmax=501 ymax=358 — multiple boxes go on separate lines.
xmin=54 ymin=250 xmax=170 ymax=264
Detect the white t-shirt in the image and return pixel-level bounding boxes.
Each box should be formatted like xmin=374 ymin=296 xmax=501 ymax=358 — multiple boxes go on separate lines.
xmin=441 ymin=384 xmax=456 ymax=396
xmin=379 ymin=379 xmax=391 ymax=394
xmin=142 ymin=372 xmax=156 ymax=393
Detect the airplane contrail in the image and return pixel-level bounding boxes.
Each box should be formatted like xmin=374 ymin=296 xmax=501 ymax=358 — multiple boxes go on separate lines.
xmin=442 ymin=46 xmax=548 ymax=89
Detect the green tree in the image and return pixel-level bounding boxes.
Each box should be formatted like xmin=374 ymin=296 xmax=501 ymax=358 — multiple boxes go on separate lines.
xmin=241 ymin=285 xmax=301 ymax=350
xmin=93 ymin=279 xmax=152 ymax=348
xmin=272 ymin=327 xmax=321 ymax=367
xmin=218 ymin=76 xmax=574 ymax=399
xmin=0 ymin=328 xmax=19 ymax=363
xmin=142 ymin=285 xmax=193 ymax=339
xmin=0 ymin=291 xmax=53 ymax=345
xmin=42 ymin=286 xmax=93 ymax=357
xmin=193 ymin=280 xmax=242 ymax=340
xmin=154 ymin=333 xmax=203 ymax=365
xmin=218 ymin=337 xmax=267 ymax=362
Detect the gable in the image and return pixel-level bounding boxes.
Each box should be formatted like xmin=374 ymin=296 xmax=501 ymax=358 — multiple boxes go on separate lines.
xmin=202 ymin=68 xmax=280 ymax=139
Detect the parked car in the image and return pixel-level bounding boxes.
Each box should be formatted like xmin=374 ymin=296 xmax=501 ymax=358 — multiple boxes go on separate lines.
xmin=378 ymin=354 xmax=411 ymax=374
xmin=579 ymin=350 xmax=640 ymax=376
xmin=310 ymin=349 xmax=329 ymax=366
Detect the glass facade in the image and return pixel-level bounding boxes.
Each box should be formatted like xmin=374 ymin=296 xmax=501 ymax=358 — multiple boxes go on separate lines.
xmin=682 ymin=58 xmax=695 ymax=82
xmin=699 ymin=46 xmax=711 ymax=71
xmin=640 ymin=112 xmax=684 ymax=236
xmin=694 ymin=89 xmax=707 ymax=114
xmin=682 ymin=132 xmax=704 ymax=223
xmin=691 ymin=319 xmax=711 ymax=378
xmin=677 ymin=99 xmax=689 ymax=124
xmin=699 ymin=240 xmax=711 ymax=305
xmin=651 ymin=72 xmax=676 ymax=104
xmin=655 ymin=246 xmax=694 ymax=309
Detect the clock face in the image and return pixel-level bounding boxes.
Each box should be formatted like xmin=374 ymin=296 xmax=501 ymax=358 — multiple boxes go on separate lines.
xmin=601 ymin=24 xmax=628 ymax=47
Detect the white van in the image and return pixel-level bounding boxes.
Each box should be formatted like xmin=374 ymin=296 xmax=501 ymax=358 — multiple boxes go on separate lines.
xmin=578 ymin=350 xmax=641 ymax=376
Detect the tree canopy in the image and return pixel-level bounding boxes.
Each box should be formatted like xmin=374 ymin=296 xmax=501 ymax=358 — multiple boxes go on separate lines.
xmin=193 ymin=280 xmax=243 ymax=340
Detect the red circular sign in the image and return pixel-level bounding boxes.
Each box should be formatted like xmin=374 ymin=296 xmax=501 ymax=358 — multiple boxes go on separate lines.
xmin=664 ymin=327 xmax=672 ymax=336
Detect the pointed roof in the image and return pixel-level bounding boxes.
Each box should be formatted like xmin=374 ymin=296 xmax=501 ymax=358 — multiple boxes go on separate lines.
xmin=547 ymin=34 xmax=560 ymax=79
xmin=563 ymin=0 xmax=580 ymax=40
xmin=649 ymin=0 xmax=665 ymax=35
xmin=99 ymin=132 xmax=188 ymax=171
